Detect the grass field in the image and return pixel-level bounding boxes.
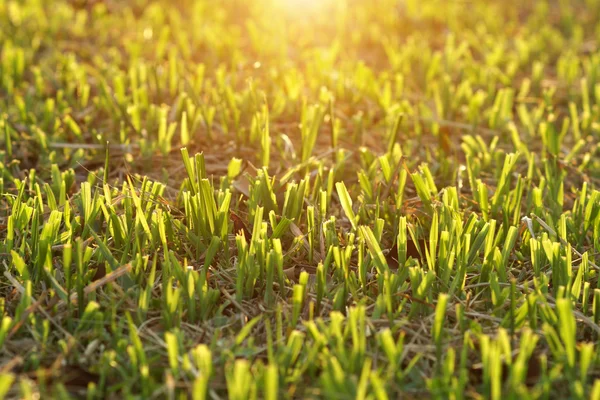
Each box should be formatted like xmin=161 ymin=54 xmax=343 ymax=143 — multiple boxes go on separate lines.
xmin=1 ymin=0 xmax=600 ymax=398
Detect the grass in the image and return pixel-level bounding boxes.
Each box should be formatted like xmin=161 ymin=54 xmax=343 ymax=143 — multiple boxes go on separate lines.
xmin=1 ymin=0 xmax=600 ymax=398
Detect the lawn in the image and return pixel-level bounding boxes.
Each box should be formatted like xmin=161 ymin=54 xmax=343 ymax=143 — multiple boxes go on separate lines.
xmin=1 ymin=0 xmax=600 ymax=398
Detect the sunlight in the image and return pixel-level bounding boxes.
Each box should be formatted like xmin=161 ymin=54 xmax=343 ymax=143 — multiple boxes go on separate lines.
xmin=279 ymin=0 xmax=326 ymax=12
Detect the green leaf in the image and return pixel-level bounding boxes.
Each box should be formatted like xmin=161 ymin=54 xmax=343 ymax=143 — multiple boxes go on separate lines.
xmin=235 ymin=315 xmax=263 ymax=346
xmin=336 ymin=182 xmax=357 ymax=230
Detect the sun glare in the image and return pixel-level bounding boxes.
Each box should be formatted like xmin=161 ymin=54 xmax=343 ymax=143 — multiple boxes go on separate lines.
xmin=280 ymin=0 xmax=326 ymax=12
